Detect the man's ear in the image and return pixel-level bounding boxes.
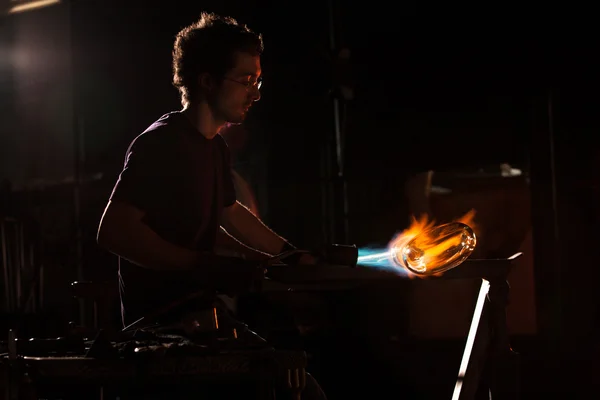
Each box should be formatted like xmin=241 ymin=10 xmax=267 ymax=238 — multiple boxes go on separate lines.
xmin=198 ymin=73 xmax=215 ymax=92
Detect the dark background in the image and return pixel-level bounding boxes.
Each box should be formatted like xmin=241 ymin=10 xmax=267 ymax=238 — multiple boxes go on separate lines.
xmin=2 ymin=1 xmax=600 ymax=398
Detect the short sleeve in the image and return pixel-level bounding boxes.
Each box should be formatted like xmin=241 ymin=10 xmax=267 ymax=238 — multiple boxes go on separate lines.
xmin=110 ymin=135 xmax=164 ymax=212
xmin=221 ymin=138 xmax=237 ymax=207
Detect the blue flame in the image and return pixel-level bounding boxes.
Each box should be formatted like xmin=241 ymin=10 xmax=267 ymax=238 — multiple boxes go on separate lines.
xmin=357 ymin=247 xmax=409 ymax=276
xmin=357 ymin=248 xmax=392 ymax=266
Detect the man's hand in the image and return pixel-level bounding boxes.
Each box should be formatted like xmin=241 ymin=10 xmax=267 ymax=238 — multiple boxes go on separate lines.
xmin=297 ymin=253 xmax=318 ymax=265
xmin=267 ymin=250 xmax=319 ymax=266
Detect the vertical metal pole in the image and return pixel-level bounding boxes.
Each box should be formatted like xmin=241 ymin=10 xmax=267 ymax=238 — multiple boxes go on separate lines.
xmin=327 ymin=0 xmax=349 ymax=243
xmin=1 ymin=220 xmax=11 ymax=312
xmin=29 ymin=243 xmax=36 ymax=313
xmin=39 ymin=264 xmax=44 ymax=311
xmin=546 ymin=90 xmax=562 ymax=338
xmin=320 ymin=145 xmax=333 ymax=244
xmin=15 ymin=222 xmax=23 ymax=311
xmin=74 ymin=114 xmax=85 ymax=325
xmin=529 ymin=89 xmax=563 ymax=353
xmin=68 ymin=0 xmax=86 ymax=325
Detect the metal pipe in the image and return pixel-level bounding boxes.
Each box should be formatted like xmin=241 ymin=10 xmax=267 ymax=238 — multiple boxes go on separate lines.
xmin=1 ymin=220 xmax=11 ymax=312
xmin=69 ymin=0 xmax=86 ymax=325
xmin=320 ymin=144 xmax=334 ymax=244
xmin=29 ymin=243 xmax=35 ymax=313
xmin=39 ymin=264 xmax=44 ymax=311
xmin=16 ymin=222 xmax=24 ymax=310
xmin=326 ymin=0 xmax=350 ymax=243
xmin=547 ymin=90 xmax=563 ymax=344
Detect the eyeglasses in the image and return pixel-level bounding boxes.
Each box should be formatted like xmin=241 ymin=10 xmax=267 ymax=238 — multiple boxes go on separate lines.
xmin=224 ymin=76 xmax=263 ymax=91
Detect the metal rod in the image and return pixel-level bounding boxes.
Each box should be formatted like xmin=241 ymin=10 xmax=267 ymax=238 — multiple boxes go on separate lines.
xmin=547 ymin=90 xmax=563 ymax=341
xmin=16 ymin=222 xmax=24 ymax=311
xmin=93 ymin=301 xmax=98 ymax=330
xmin=74 ymin=115 xmax=86 ymax=325
xmin=29 ymin=243 xmax=35 ymax=313
xmin=74 ymin=114 xmax=85 ymax=283
xmin=326 ymin=0 xmax=350 ymax=243
xmin=69 ymin=0 xmax=86 ymax=325
xmin=327 ymin=0 xmax=336 ymax=51
xmin=548 ymin=90 xmax=560 ymax=251
xmin=452 ymin=279 xmax=491 ymax=400
xmin=39 ymin=264 xmax=44 ymax=311
xmin=320 ymin=145 xmax=333 ymax=244
xmin=1 ymin=220 xmax=11 ymax=312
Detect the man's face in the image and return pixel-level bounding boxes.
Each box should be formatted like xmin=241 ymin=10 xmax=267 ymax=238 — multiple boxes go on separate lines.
xmin=211 ymin=51 xmax=262 ymax=124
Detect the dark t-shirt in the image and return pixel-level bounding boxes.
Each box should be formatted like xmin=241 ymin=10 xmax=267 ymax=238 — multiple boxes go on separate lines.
xmin=109 ymin=112 xmax=236 ymax=326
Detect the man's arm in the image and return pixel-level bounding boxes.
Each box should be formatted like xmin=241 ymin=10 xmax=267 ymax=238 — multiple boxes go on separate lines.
xmin=97 ymin=200 xmax=210 ymax=271
xmin=221 ymin=201 xmax=291 ymax=255
xmin=215 ymin=226 xmax=272 ymax=261
xmin=98 ymin=200 xmax=264 ymax=296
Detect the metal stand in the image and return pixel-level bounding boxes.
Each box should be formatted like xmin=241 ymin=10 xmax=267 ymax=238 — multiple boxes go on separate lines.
xmin=1 ymin=217 xmax=40 ymax=315
xmin=321 ymin=0 xmax=351 ymax=245
xmin=451 ymin=278 xmax=520 ymax=399
xmin=63 ymin=0 xmax=88 ymax=327
xmin=264 ymin=254 xmax=522 ymax=398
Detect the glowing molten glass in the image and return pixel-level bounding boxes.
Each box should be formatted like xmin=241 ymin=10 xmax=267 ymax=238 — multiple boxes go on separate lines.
xmin=394 ymin=222 xmax=476 ymax=275
xmin=384 ymin=210 xmax=477 ymax=276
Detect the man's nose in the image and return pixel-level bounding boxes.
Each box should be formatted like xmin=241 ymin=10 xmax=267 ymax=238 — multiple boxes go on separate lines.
xmin=250 ymin=86 xmax=261 ymax=102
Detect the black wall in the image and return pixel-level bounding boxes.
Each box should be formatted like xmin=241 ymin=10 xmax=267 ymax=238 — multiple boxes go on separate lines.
xmin=3 ymin=2 xmax=600 ymax=364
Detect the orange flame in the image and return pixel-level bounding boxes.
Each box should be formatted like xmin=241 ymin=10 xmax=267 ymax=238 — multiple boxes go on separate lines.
xmin=389 ymin=210 xmax=477 ymax=278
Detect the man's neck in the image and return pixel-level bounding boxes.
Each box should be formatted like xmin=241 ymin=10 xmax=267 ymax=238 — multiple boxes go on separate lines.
xmin=182 ymin=102 xmax=224 ymax=139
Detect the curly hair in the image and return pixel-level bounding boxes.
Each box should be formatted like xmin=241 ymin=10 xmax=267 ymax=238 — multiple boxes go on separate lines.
xmin=172 ymin=12 xmax=264 ymax=107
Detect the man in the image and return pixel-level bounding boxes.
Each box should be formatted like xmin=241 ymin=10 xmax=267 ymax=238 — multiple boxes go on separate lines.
xmin=97 ymin=12 xmax=316 ymax=327
xmin=97 ymin=11 xmax=326 ymax=399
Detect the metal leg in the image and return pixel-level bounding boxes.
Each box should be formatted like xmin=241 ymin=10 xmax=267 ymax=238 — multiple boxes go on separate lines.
xmin=1 ymin=219 xmax=29 ymax=314
xmin=17 ymin=222 xmax=24 ymax=311
xmin=452 ymin=279 xmax=491 ymax=400
xmin=451 ymin=278 xmax=520 ymax=400
xmin=2 ymin=220 xmax=11 ymax=312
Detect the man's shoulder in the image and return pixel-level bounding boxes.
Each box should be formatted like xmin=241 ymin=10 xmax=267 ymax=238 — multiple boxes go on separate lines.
xmin=144 ymin=111 xmax=184 ymax=133
xmin=128 ymin=112 xmax=183 ymax=151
